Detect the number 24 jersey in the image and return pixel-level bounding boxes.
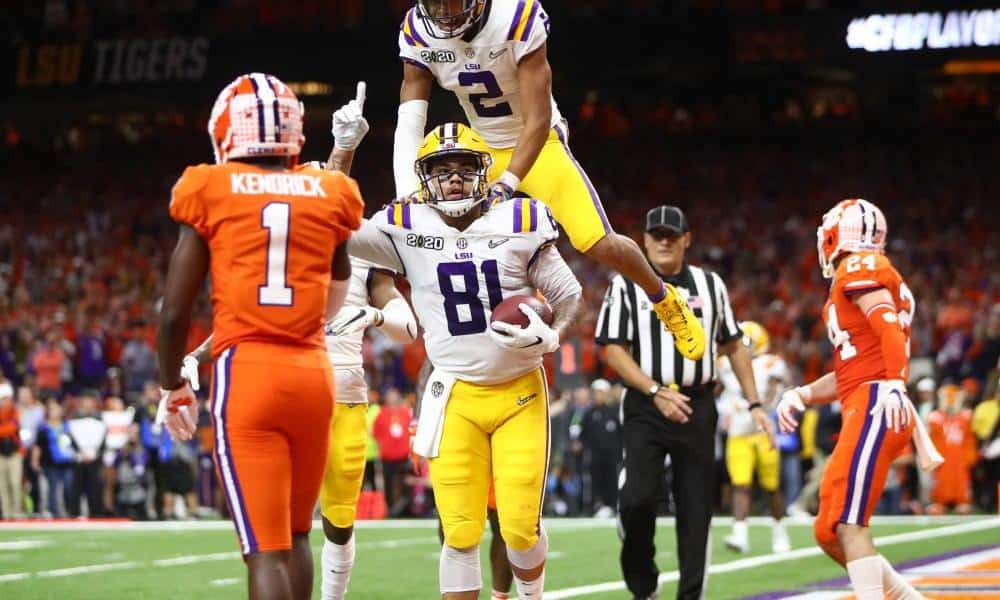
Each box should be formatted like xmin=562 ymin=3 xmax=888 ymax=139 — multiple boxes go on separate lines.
xmin=823 ymin=252 xmax=915 ymax=401
xmin=398 ymin=0 xmax=561 ymax=149
xmin=348 ymin=198 xmax=575 ymax=385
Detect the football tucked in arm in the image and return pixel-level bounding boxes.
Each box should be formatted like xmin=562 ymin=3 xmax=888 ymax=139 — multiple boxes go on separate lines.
xmin=490 ymin=294 xmax=553 ymax=331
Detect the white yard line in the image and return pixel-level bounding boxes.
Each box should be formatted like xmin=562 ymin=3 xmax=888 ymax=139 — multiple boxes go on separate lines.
xmin=209 ymin=577 xmax=241 ymax=587
xmin=546 ymin=518 xmax=1000 ymax=599
xmin=37 ymin=561 xmax=142 ymax=578
xmin=0 ymin=540 xmax=50 ymax=550
xmin=152 ymin=552 xmax=240 ymax=567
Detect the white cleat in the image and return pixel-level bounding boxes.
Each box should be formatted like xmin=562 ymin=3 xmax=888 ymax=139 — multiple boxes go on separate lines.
xmin=772 ymin=524 xmax=791 ymax=554
xmin=724 ymin=533 xmax=749 ymax=554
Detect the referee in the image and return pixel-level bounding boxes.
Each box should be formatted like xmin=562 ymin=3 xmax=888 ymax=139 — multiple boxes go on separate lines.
xmin=596 ymin=206 xmax=775 ymax=600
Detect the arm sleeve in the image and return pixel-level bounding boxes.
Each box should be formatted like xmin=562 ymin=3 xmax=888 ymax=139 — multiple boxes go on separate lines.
xmin=864 ymin=302 xmax=909 ymax=381
xmin=394 ymin=100 xmax=429 ymax=196
xmin=511 ymin=1 xmax=550 ymax=62
xmin=168 ymin=165 xmax=212 ymax=238
xmin=529 ymin=245 xmax=581 ymax=308
xmin=346 ymin=218 xmax=407 ymax=275
xmin=713 ymin=272 xmax=743 ymax=344
xmin=595 ymin=276 xmax=634 ymax=346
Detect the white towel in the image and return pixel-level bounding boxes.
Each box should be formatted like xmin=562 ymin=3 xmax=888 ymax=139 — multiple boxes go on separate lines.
xmin=412 ymin=369 xmax=457 ymax=458
xmin=908 ymin=398 xmax=944 ymax=472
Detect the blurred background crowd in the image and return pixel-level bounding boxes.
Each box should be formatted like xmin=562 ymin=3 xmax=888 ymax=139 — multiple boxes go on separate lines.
xmin=0 ymin=0 xmax=997 ymax=523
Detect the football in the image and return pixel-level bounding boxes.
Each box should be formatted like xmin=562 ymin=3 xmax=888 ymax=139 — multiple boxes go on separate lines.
xmin=490 ymin=294 xmax=554 ymax=329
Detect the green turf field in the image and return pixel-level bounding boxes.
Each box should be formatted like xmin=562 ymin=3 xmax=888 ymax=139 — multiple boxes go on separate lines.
xmin=0 ymin=516 xmax=995 ymax=599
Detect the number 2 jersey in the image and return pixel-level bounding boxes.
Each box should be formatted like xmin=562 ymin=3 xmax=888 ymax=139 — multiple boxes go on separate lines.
xmin=169 ymin=161 xmax=364 ymax=358
xmin=398 ymin=0 xmax=561 ymax=148
xmin=823 ymin=252 xmax=915 ymax=401
xmin=347 ymin=198 xmax=581 ymax=384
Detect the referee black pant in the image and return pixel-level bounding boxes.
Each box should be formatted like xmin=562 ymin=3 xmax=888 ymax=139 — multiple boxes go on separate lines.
xmin=618 ymin=385 xmax=717 ymax=600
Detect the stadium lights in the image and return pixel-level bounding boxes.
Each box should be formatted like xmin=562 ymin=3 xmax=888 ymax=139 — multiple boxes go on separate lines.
xmin=285 ymin=81 xmax=334 ymax=96
xmin=846 ymin=9 xmax=1000 ymax=52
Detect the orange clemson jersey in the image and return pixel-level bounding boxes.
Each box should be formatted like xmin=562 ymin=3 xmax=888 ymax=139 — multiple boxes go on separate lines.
xmin=928 ymin=408 xmax=977 ymax=505
xmin=169 ymin=161 xmax=364 ymax=357
xmin=823 ymin=252 xmax=915 ymax=401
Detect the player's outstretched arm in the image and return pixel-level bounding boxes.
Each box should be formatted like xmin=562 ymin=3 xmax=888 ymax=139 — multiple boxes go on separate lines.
xmin=498 ymin=43 xmax=553 ymax=191
xmin=394 ymin=63 xmax=432 ymax=196
xmin=158 ymin=224 xmax=209 ymax=390
xmin=326 ymin=82 xmax=369 ymax=175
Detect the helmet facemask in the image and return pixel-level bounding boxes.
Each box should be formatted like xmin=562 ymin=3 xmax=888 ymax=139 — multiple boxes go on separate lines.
xmin=416 ymin=150 xmax=491 ymax=218
xmin=417 ymin=0 xmax=483 ymax=39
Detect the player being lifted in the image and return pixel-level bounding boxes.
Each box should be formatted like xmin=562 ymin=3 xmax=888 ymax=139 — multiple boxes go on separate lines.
xmin=718 ymin=321 xmax=789 ymax=555
xmin=350 ymin=122 xmax=583 ymax=599
xmin=179 ymin=84 xmax=420 ymax=600
xmin=156 ymin=73 xmax=363 ymax=600
xmin=776 ymin=199 xmax=930 ymax=600
xmin=394 ymin=0 xmax=706 ymax=360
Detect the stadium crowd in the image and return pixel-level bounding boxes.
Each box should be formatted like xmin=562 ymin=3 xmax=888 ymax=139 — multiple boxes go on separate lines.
xmin=0 ymin=97 xmax=996 ymax=523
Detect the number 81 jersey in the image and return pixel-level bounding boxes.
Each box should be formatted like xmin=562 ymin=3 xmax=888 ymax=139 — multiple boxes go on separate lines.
xmin=823 ymin=252 xmax=915 ymax=400
xmin=398 ymin=0 xmax=561 ymax=149
xmin=365 ymin=198 xmax=559 ymax=384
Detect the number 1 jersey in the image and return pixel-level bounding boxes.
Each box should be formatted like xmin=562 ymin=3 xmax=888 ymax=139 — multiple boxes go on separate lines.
xmin=170 ymin=161 xmax=364 ymax=358
xmin=823 ymin=252 xmax=915 ymax=400
xmin=398 ymin=0 xmax=561 ymax=149
xmin=349 ymin=198 xmax=576 ymax=384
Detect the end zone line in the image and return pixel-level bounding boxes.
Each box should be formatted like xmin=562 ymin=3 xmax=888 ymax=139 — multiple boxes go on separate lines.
xmin=547 ymin=518 xmax=1000 ymax=599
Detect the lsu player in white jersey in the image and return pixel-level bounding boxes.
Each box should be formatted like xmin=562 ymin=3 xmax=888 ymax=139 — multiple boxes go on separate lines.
xmin=349 ymin=122 xmax=583 ymax=599
xmin=717 ymin=321 xmax=790 ymax=555
xmin=394 ymin=0 xmax=707 ymax=362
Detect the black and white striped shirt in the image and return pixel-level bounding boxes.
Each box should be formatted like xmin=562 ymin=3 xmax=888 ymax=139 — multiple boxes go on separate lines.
xmin=595 ymin=264 xmax=742 ymax=388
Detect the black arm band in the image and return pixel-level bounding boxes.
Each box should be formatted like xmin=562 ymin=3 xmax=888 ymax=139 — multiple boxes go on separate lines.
xmin=748 ymin=401 xmax=763 ymax=412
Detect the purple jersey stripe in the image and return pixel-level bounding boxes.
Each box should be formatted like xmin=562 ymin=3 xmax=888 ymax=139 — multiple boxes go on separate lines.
xmin=386 ymin=205 xmax=396 ymax=226
xmin=554 ymin=124 xmax=612 ymax=235
xmin=220 ymin=347 xmax=258 ymax=553
xmin=856 ymin=390 xmax=888 ymax=522
xmin=262 ymin=75 xmax=280 ymax=143
xmin=839 ymin=384 xmax=877 ymax=524
xmin=402 ymin=203 xmax=412 ymax=229
xmin=507 ymin=0 xmax=527 ymax=40
xmin=408 ymin=10 xmax=430 ymax=47
xmin=513 ymin=198 xmax=523 ymax=232
xmin=529 ymin=199 xmax=538 ymax=231
xmin=520 ymin=0 xmax=541 ymax=41
xmin=248 ymin=77 xmax=266 ymax=143
xmin=402 ymin=29 xmax=418 ymax=47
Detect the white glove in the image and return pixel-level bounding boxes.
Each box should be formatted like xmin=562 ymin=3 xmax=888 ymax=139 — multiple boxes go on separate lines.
xmin=332 ymin=81 xmax=369 ymax=151
xmin=155 ymin=383 xmax=198 ymax=442
xmin=180 ymin=355 xmax=200 ymax=392
xmin=488 ymin=304 xmax=559 ymax=357
xmin=777 ymin=388 xmax=807 ymax=433
xmin=325 ymin=306 xmax=383 ymax=337
xmin=872 ymin=379 xmax=910 ymax=433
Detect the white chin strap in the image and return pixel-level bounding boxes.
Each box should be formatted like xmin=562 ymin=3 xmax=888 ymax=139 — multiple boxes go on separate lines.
xmin=429 ymin=197 xmax=484 ymax=217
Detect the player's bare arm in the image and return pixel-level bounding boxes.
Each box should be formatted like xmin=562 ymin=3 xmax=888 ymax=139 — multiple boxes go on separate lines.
xmin=719 ymin=337 xmax=776 ymax=445
xmin=157 ymin=224 xmax=210 ymax=390
xmin=504 ymin=43 xmax=553 ymax=183
xmin=394 ymin=63 xmax=434 ymax=195
xmin=777 ymin=371 xmax=837 ymax=433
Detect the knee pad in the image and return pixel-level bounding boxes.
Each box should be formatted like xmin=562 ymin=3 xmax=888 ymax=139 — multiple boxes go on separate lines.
xmin=444 ymin=521 xmax=485 ymax=550
xmin=506 ymin=525 xmax=548 ymax=568
xmin=440 ymin=544 xmax=481 ymax=593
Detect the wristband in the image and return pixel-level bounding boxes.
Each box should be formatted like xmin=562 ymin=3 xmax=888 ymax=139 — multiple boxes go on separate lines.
xmin=495 ymin=170 xmax=521 ymax=191
xmin=796 ymin=385 xmax=813 ymax=404
xmin=748 ymin=401 xmax=763 ymax=412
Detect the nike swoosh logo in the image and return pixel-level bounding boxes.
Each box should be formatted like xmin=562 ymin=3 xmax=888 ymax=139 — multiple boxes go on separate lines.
xmin=488 ymin=238 xmax=510 ymax=248
xmin=517 ymin=336 xmax=543 ymax=349
xmin=325 ymin=309 xmax=364 ymax=335
xmin=330 ymin=569 xmax=348 ymax=574
xmin=516 ymin=393 xmax=537 ymax=406
xmin=489 ymin=48 xmax=508 ymax=59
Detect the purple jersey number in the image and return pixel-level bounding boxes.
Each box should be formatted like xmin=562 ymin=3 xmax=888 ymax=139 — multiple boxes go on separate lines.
xmin=437 ymin=260 xmax=504 ymax=336
xmin=458 ymin=71 xmax=513 ymax=118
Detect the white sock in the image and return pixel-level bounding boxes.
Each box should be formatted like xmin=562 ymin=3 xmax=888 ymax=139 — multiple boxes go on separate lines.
xmin=880 ymin=555 xmax=924 ymax=599
xmin=732 ymin=520 xmax=748 ymax=541
xmin=507 ymin=528 xmax=548 ymax=599
xmin=321 ymin=535 xmax=356 ymax=600
xmin=513 ymin=569 xmax=545 ymax=599
xmin=846 ymin=555 xmax=884 ymax=600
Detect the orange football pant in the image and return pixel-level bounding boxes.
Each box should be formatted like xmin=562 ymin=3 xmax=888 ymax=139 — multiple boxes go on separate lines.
xmin=210 ymin=342 xmax=335 ymax=554
xmin=815 ymin=381 xmax=914 ymax=546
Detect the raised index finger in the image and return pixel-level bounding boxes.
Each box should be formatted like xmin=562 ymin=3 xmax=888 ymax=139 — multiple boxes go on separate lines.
xmin=355 ymin=81 xmax=366 ymax=110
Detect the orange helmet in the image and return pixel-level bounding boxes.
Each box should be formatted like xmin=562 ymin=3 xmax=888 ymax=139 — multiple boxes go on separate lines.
xmin=816 ymin=198 xmax=887 ymax=278
xmin=208 ymin=73 xmax=304 ymax=164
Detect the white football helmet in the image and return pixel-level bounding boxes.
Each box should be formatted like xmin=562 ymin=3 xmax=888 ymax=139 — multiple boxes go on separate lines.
xmin=816 ymin=198 xmax=888 ymax=278
xmin=208 ymin=73 xmax=304 ymax=164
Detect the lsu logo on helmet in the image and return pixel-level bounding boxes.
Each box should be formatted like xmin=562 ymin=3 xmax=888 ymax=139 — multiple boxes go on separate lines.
xmin=208 ymin=73 xmax=304 ymax=164
xmin=816 ymin=198 xmax=888 ymax=278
